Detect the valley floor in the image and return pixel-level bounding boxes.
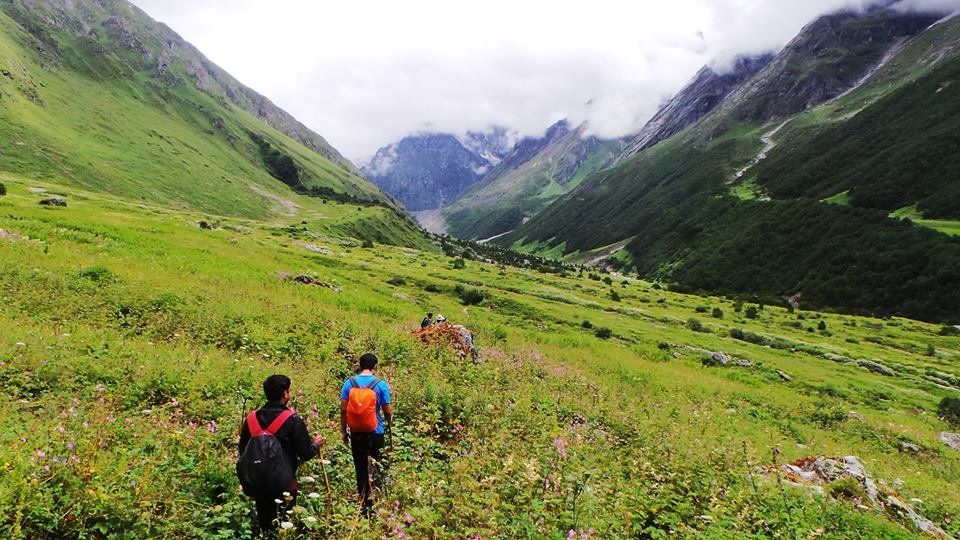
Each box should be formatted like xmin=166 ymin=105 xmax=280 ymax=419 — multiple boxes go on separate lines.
xmin=1 ymin=174 xmax=959 ymax=538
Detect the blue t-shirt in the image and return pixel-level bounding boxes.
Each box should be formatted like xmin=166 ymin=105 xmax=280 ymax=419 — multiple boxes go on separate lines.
xmin=341 ymin=375 xmax=391 ymax=434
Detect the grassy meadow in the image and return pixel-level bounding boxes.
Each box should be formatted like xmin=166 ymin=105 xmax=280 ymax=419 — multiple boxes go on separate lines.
xmin=1 ymin=175 xmax=959 ymax=538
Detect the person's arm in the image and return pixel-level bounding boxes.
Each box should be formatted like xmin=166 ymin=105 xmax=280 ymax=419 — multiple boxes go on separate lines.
xmin=340 ymin=398 xmax=349 ymax=445
xmin=238 ymin=417 xmax=250 ymax=455
xmin=291 ymin=416 xmax=320 ymax=460
xmin=380 ymin=382 xmax=394 ymax=431
xmin=382 ymin=404 xmax=394 ymax=429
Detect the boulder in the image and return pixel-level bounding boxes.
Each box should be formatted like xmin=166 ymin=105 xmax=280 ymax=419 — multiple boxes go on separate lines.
xmin=776 ymin=370 xmax=793 ymax=382
xmin=897 ymin=441 xmax=921 ymax=453
xmin=39 ymin=197 xmax=67 ymax=207
xmin=941 ymin=432 xmax=960 ymax=451
xmin=857 ymin=359 xmax=895 ymax=377
xmin=703 ymin=351 xmax=753 ymax=368
xmin=289 ymin=274 xmax=342 ymax=292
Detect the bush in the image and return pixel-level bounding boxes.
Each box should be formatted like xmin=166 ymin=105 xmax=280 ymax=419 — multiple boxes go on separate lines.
xmin=940 ymin=325 xmax=960 ymax=336
xmin=581 ymin=320 xmax=594 ymax=329
xmin=711 ymin=307 xmax=724 ymax=319
xmin=733 ymin=300 xmax=743 ymax=313
xmin=451 ymin=258 xmax=466 ymax=270
xmin=603 ymin=276 xmax=613 ymax=286
xmin=0 ymin=182 xmax=6 ymax=196
xmin=456 ymin=285 xmax=486 ymax=306
xmin=595 ymin=327 xmax=613 ymax=339
xmin=695 ymin=306 xmax=709 ymax=313
xmin=610 ymin=290 xmax=621 ymax=302
xmin=745 ymin=306 xmax=759 ymax=319
xmin=361 ymin=239 xmax=375 ymax=249
xmin=818 ymin=320 xmax=828 ymax=331
xmin=686 ymin=318 xmax=706 ymax=332
xmin=424 ymin=284 xmax=441 ymax=293
xmin=386 ymin=277 xmax=406 ymax=286
xmin=939 ymin=397 xmax=960 ymax=427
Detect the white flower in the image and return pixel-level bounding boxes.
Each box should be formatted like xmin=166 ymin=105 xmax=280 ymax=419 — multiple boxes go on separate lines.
xmin=300 ymin=476 xmax=316 ymax=484
xmin=282 ymin=491 xmax=291 ymax=497
xmin=280 ymin=521 xmax=294 ymax=529
xmin=305 ymin=516 xmax=317 ymax=524
xmin=307 ymin=492 xmax=321 ymax=499
xmin=320 ymin=459 xmax=331 ymax=465
xmin=285 ymin=510 xmax=293 ymax=515
xmin=274 ymin=498 xmax=283 ymax=504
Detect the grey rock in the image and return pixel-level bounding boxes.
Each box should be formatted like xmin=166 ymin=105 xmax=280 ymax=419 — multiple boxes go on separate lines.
xmin=941 ymin=432 xmax=960 ymax=451
xmin=897 ymin=441 xmax=921 ymax=453
xmin=776 ymin=370 xmax=793 ymax=382
xmin=857 ymin=359 xmax=896 ymax=377
xmin=38 ymin=197 xmax=66 ymax=207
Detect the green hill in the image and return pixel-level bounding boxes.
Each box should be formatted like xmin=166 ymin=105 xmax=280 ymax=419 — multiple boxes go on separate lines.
xmin=505 ymin=9 xmax=960 ymax=322
xmin=0 ymin=0 xmax=410 ymax=228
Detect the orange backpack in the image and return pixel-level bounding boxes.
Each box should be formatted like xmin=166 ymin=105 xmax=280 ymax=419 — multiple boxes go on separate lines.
xmin=345 ymin=377 xmax=380 ymax=433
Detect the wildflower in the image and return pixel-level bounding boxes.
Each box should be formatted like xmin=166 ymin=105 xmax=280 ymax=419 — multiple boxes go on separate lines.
xmin=274 ymin=498 xmax=283 ymax=504
xmin=206 ymin=420 xmax=218 ymax=433
xmin=285 ymin=510 xmax=293 ymax=515
xmin=307 ymin=492 xmax=321 ymax=499
xmin=282 ymin=491 xmax=291 ymax=498
xmin=280 ymin=521 xmax=294 ymax=529
xmin=554 ymin=437 xmax=569 ymax=459
xmin=320 ymin=459 xmax=331 ymax=465
xmin=304 ymin=516 xmax=317 ymax=524
xmin=36 ymin=450 xmax=46 ymax=458
xmin=300 ymin=476 xmax=316 ymax=484
xmin=404 ymin=513 xmax=414 ymax=524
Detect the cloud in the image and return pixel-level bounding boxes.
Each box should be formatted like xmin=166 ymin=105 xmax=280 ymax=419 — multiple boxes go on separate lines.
xmin=130 ymin=0 xmax=960 ymax=160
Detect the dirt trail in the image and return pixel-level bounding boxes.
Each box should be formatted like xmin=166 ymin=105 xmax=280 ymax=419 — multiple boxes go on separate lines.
xmin=727 ymin=121 xmax=789 ymax=185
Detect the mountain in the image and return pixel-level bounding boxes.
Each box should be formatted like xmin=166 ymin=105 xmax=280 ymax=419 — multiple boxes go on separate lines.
xmin=361 ymin=130 xmax=511 ymax=212
xmin=618 ymin=54 xmax=774 ymax=159
xmin=0 ymin=0 xmax=409 ymax=224
xmin=504 ymin=7 xmax=960 ymax=322
xmin=442 ymin=120 xmax=622 ymax=240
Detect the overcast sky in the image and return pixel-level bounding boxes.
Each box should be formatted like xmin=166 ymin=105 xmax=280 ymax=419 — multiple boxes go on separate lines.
xmin=130 ymin=0 xmax=958 ymax=161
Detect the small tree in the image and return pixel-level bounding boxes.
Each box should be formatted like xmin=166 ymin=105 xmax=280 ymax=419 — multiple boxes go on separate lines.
xmin=712 ymin=307 xmax=724 ymax=319
xmin=745 ymin=306 xmax=759 ymax=319
xmin=581 ymin=320 xmax=594 ymax=329
xmin=452 ymin=258 xmax=466 ymax=270
xmin=610 ymin=289 xmax=621 ymax=302
xmin=940 ymin=397 xmax=960 ymax=427
xmin=818 ymin=320 xmax=828 ymax=332
xmin=603 ymin=276 xmax=613 ymax=286
xmin=595 ymin=327 xmax=613 ymax=339
xmin=687 ymin=318 xmax=705 ymax=332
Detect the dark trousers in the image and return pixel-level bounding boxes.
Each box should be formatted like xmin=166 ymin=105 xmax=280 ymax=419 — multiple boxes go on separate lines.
xmin=254 ymin=492 xmax=297 ymax=534
xmin=350 ymin=432 xmax=384 ymax=505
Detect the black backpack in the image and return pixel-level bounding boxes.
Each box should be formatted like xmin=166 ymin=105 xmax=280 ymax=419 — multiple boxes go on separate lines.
xmin=236 ymin=409 xmax=295 ymax=497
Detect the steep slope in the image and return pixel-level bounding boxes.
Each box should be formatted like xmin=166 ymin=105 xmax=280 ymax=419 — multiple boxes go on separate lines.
xmin=505 ymin=7 xmax=960 ymax=322
xmin=362 ymin=133 xmax=500 ymax=212
xmin=0 ymin=0 xmax=397 ymax=220
xmin=619 ymin=54 xmax=773 ymax=159
xmin=443 ymin=120 xmax=621 ymax=240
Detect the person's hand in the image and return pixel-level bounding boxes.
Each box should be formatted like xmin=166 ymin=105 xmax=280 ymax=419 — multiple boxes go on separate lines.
xmin=341 ymin=432 xmax=350 ymax=445
xmin=312 ymin=435 xmax=325 ymax=447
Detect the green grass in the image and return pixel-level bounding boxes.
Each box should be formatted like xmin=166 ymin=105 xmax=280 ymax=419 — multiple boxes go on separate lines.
xmin=2 ymin=174 xmax=959 ymax=538
xmin=822 ymin=190 xmax=852 ymax=206
xmin=729 ymin=177 xmax=767 ymax=201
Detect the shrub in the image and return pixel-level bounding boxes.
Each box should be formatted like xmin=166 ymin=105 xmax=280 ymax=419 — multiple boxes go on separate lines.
xmin=77 ymin=266 xmax=115 ymax=284
xmin=940 ymin=325 xmax=960 ymax=336
xmin=610 ymin=289 xmax=621 ymax=302
xmin=711 ymin=307 xmax=724 ymax=319
xmin=745 ymin=306 xmax=759 ymax=319
xmin=451 ymin=258 xmax=466 ymax=270
xmin=926 ymin=344 xmax=936 ymax=356
xmin=939 ymin=397 xmax=960 ymax=427
xmin=581 ymin=320 xmax=594 ymax=329
xmin=818 ymin=320 xmax=828 ymax=331
xmin=695 ymin=306 xmax=709 ymax=313
xmin=424 ymin=284 xmax=441 ymax=293
xmin=386 ymin=277 xmax=406 ymax=286
xmin=657 ymin=342 xmax=670 ymax=350
xmin=361 ymin=239 xmax=375 ymax=248
xmin=457 ymin=286 xmax=486 ymax=306
xmin=0 ymin=182 xmax=6 ymax=196
xmin=588 ymin=273 xmax=601 ymax=281
xmin=603 ymin=276 xmax=613 ymax=286
xmin=595 ymin=327 xmax=613 ymax=339
xmin=733 ymin=300 xmax=743 ymax=313
xmin=686 ymin=318 xmax=706 ymax=332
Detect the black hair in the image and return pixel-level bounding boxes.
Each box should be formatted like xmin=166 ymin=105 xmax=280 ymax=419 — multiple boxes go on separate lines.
xmin=427 ymin=313 xmax=433 ymax=317
xmin=359 ymin=353 xmax=379 ymax=370
xmin=263 ymin=374 xmax=291 ymax=401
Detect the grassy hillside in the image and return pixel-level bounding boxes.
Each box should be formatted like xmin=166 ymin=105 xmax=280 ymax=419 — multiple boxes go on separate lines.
xmin=2 ymin=176 xmax=959 ymax=538
xmin=0 ymin=0 xmax=396 ymax=221
xmin=505 ymin=10 xmax=960 ymax=322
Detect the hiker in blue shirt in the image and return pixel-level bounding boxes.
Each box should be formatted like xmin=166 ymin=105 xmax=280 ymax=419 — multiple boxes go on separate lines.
xmin=340 ymin=353 xmax=392 ymax=514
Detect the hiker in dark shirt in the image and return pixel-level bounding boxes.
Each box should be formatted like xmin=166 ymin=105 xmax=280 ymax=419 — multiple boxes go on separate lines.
xmin=239 ymin=375 xmax=324 ymax=533
xmin=421 ymin=312 xmax=434 ymax=328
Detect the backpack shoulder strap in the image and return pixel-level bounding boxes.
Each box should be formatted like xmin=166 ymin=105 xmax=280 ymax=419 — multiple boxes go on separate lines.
xmin=263 ymin=409 xmax=295 ymax=436
xmin=246 ymin=411 xmax=264 ymax=437
xmin=349 ymin=377 xmax=359 ymax=389
xmin=366 ymin=377 xmax=380 ymax=389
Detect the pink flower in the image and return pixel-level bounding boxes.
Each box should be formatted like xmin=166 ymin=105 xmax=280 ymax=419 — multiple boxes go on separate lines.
xmin=36 ymin=450 xmax=46 ymax=458
xmin=207 ymin=421 xmax=218 ymax=433
xmin=554 ymin=437 xmax=569 ymax=459
xmin=404 ymin=513 xmax=413 ymax=524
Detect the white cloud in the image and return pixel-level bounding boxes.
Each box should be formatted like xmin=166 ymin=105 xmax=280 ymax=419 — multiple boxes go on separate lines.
xmin=129 ymin=0 xmax=960 ymax=160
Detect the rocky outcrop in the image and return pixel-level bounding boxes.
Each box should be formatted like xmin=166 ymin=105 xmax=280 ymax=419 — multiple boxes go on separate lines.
xmin=620 ymin=54 xmax=773 ymax=159
xmin=942 ymin=432 xmax=960 ymax=451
